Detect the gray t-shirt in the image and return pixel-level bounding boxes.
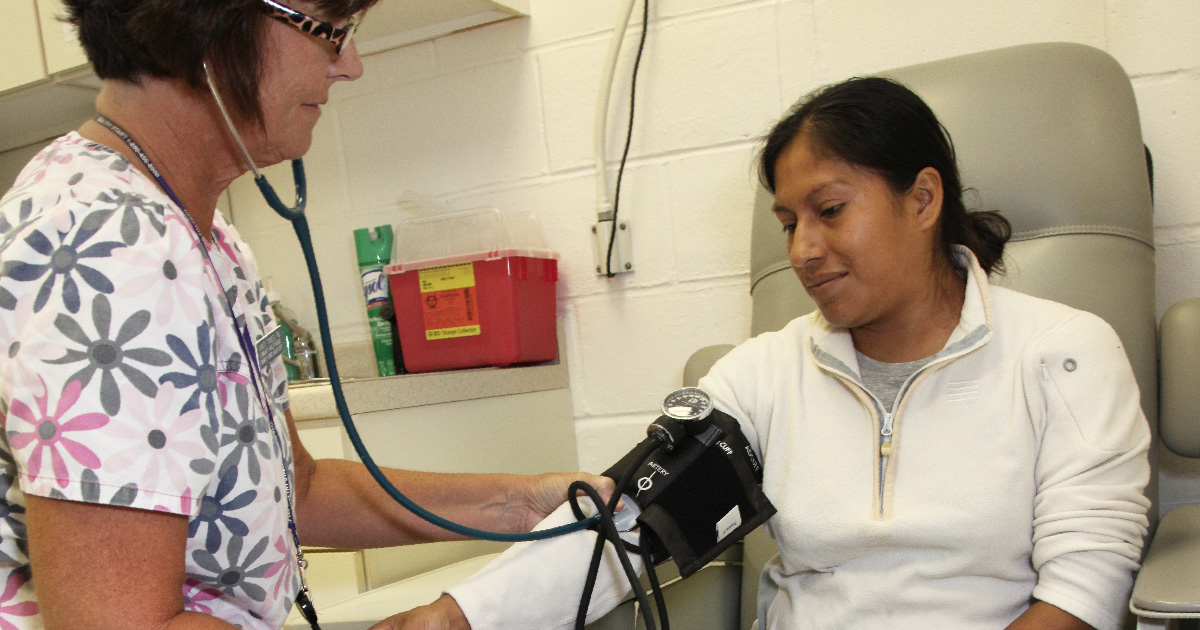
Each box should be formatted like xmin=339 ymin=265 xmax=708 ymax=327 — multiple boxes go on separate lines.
xmin=856 ymin=351 xmax=934 ymax=412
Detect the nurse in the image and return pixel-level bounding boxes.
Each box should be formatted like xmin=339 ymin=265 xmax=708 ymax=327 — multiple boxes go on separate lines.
xmin=378 ymin=77 xmax=1151 ymax=630
xmin=0 ymin=2 xmax=611 ymax=629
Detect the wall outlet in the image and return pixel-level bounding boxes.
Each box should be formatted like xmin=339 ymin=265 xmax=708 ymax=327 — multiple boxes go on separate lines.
xmin=591 ymin=220 xmax=634 ymax=276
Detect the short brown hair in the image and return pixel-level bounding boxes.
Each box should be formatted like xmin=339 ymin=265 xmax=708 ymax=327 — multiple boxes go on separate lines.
xmin=63 ymin=0 xmax=376 ymax=125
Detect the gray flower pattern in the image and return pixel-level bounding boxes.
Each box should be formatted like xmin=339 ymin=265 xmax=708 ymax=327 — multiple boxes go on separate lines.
xmin=159 ymin=318 xmax=244 ymax=434
xmin=0 ymin=449 xmax=28 ymax=559
xmin=0 ymin=199 xmax=38 ymax=254
xmin=3 ymin=207 xmax=125 ymax=313
xmin=188 ymin=535 xmax=274 ymax=603
xmin=47 ymin=468 xmax=138 ymax=507
xmin=104 ymin=189 xmax=167 ymax=246
xmin=218 ymin=384 xmax=271 ymax=484
xmin=44 ymin=293 xmax=173 ymax=415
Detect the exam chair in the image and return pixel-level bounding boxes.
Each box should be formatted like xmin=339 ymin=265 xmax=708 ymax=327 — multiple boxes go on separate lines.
xmin=1130 ymin=297 xmax=1200 ymax=629
xmin=682 ymin=42 xmax=1182 ymax=630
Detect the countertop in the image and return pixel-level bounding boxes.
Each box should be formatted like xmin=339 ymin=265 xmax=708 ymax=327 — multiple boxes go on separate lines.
xmin=286 ymin=332 xmax=569 ymax=423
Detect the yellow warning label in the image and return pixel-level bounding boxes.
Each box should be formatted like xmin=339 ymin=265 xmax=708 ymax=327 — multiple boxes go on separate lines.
xmin=426 ymin=325 xmax=482 ymax=340
xmin=419 ymin=263 xmax=476 ymax=293
xmin=419 ymin=263 xmax=481 ymax=340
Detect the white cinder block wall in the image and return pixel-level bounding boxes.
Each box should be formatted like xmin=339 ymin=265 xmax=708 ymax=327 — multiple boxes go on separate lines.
xmin=226 ymin=0 xmax=1200 ymax=510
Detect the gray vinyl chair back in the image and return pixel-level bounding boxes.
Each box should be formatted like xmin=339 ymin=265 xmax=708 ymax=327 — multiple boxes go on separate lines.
xmin=736 ymin=42 xmax=1156 ymax=630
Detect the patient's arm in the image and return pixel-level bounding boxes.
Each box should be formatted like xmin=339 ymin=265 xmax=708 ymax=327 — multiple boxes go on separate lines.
xmin=384 ymin=502 xmax=640 ymax=630
xmin=1004 ymin=601 xmax=1094 ymax=630
xmin=369 ymin=594 xmax=469 ymax=630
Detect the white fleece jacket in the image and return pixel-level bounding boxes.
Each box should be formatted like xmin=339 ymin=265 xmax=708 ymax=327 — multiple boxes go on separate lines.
xmin=447 ymin=250 xmax=1151 ymax=630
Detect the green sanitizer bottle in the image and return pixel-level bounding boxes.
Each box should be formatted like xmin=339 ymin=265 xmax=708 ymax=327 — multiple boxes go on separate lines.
xmin=354 ymin=225 xmax=397 ymax=377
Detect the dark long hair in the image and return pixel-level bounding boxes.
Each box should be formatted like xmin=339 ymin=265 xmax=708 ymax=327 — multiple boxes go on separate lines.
xmin=62 ymin=0 xmax=376 ymax=125
xmin=760 ymin=77 xmax=1011 ymax=276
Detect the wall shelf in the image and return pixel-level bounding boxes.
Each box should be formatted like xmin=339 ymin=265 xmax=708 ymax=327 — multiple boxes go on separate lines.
xmin=289 ymin=358 xmax=567 ymax=422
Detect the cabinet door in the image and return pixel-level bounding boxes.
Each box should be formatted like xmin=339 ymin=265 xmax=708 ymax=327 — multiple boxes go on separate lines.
xmin=36 ymin=0 xmax=88 ymax=74
xmin=0 ymin=1 xmax=47 ymax=93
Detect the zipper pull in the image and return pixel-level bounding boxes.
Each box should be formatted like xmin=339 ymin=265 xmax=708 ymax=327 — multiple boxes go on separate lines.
xmin=881 ymin=412 xmax=894 ymax=457
xmin=1041 ymin=361 xmax=1050 ymax=381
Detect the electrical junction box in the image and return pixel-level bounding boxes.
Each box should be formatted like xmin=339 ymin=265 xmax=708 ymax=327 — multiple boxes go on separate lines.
xmin=385 ymin=208 xmax=559 ymax=373
xmin=592 ymin=219 xmax=633 ymax=276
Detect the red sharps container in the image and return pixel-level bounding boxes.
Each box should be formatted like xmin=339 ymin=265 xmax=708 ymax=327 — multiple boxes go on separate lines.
xmin=385 ymin=208 xmax=559 ymax=373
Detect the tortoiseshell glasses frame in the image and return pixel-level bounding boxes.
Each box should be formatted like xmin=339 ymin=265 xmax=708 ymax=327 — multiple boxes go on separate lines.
xmin=260 ymin=0 xmax=363 ymax=55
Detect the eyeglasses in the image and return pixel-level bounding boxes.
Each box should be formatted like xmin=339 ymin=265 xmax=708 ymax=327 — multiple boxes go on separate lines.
xmin=260 ymin=0 xmax=363 ymax=55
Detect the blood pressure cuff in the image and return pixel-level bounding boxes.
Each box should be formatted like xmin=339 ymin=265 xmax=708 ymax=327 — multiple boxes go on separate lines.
xmin=602 ymin=409 xmax=776 ymax=578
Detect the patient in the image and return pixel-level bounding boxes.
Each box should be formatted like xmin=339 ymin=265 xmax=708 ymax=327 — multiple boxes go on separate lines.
xmin=372 ymin=77 xmax=1152 ymax=630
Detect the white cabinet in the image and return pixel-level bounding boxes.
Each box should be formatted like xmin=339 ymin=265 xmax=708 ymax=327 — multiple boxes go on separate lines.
xmin=0 ymin=0 xmax=88 ymax=94
xmin=0 ymin=0 xmax=529 ymax=154
xmin=0 ymin=74 xmax=99 ymax=154
xmin=36 ymin=0 xmax=88 ymax=74
xmin=0 ymin=1 xmax=47 ymax=93
xmin=355 ymin=0 xmax=529 ymax=55
xmin=0 ymin=0 xmax=94 ymax=155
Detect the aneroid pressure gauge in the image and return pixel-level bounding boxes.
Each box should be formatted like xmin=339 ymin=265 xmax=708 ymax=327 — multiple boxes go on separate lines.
xmin=661 ymin=387 xmax=714 ymax=423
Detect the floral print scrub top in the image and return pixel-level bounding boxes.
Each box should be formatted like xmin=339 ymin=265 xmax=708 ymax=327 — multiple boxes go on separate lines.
xmin=0 ymin=133 xmax=300 ymax=629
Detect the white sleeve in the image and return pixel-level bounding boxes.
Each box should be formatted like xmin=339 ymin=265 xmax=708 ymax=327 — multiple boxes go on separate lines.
xmin=1024 ymin=313 xmax=1151 ymax=630
xmin=445 ymin=502 xmax=643 ymax=630
xmin=697 ymin=336 xmax=770 ymax=464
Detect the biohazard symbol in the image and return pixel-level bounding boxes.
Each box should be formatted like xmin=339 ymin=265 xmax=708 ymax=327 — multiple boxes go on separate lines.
xmin=425 ymin=295 xmax=438 ymax=309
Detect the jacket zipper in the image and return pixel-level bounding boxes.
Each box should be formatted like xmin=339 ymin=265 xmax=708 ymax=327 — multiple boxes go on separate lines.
xmin=812 ymin=327 xmax=990 ymax=519
xmin=826 ymin=351 xmax=980 ymax=519
xmin=880 ymin=411 xmax=895 ymax=457
xmin=878 ymin=410 xmax=895 ymax=516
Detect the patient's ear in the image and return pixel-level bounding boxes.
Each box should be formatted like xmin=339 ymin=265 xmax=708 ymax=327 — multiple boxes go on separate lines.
xmin=909 ymin=167 xmax=944 ymax=231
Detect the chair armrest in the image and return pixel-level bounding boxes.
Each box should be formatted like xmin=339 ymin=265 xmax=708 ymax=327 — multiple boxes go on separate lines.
xmin=1130 ymin=504 xmax=1200 ymax=616
xmin=1160 ymin=298 xmax=1200 ymax=457
xmin=683 ymin=345 xmax=736 ymax=388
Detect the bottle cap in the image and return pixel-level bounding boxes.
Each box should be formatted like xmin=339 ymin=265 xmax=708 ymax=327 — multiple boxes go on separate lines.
xmin=354 ymin=225 xmax=395 ymax=267
xmin=264 ymin=277 xmax=281 ymax=304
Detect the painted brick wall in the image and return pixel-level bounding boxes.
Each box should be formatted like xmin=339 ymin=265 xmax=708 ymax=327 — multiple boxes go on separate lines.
xmin=226 ymin=0 xmax=1200 ymax=508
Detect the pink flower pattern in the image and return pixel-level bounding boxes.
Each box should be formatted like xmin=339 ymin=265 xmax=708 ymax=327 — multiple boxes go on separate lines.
xmin=182 ymin=577 xmax=225 ymax=615
xmin=0 ymin=572 xmax=38 ymax=630
xmin=103 ymin=383 xmax=207 ymax=495
xmin=264 ymin=535 xmax=299 ymax=601
xmin=7 ymin=379 xmax=108 ymax=487
xmin=112 ymin=239 xmax=207 ymax=327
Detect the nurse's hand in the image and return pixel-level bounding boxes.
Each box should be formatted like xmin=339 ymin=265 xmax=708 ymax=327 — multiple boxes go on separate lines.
xmin=370 ymin=594 xmax=470 ymax=630
xmin=519 ymin=472 xmax=616 ymax=531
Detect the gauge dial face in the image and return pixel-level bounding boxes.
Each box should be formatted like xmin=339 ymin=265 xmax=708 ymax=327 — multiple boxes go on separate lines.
xmin=661 ymin=387 xmax=714 ymax=422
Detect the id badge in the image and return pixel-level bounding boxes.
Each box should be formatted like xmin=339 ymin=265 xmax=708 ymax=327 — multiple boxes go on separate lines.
xmin=256 ymin=325 xmax=289 ymax=389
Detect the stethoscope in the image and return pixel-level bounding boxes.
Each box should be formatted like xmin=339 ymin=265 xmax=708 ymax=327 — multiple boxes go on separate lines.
xmin=200 ymin=63 xmax=600 ymax=543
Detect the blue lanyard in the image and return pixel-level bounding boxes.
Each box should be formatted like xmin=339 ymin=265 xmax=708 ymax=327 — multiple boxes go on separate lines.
xmin=93 ymin=115 xmax=320 ymax=628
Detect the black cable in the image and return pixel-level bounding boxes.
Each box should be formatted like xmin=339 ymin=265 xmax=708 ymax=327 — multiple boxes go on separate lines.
xmin=640 ymin=533 xmax=669 ymax=630
xmin=574 ymin=533 xmax=608 ymax=630
xmin=569 ymin=438 xmax=660 ymax=630
xmin=569 ymin=481 xmax=656 ymax=630
xmin=605 ymin=0 xmax=651 ymax=278
xmin=573 ymin=439 xmax=658 ymax=629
